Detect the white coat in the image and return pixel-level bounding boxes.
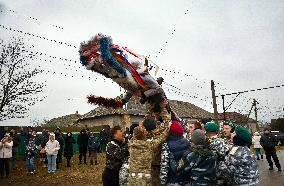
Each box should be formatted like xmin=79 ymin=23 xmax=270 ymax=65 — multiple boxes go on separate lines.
xmin=0 ymin=141 xmax=13 ymax=158
xmin=252 ymin=135 xmax=262 ymax=149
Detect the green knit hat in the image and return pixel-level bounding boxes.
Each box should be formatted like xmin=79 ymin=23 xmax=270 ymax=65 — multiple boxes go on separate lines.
xmin=204 ymin=121 xmax=220 ymax=132
xmin=235 ymin=125 xmax=252 ymax=143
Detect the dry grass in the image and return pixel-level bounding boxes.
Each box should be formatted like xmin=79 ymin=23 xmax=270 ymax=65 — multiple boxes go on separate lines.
xmin=0 ymin=153 xmax=106 ymax=186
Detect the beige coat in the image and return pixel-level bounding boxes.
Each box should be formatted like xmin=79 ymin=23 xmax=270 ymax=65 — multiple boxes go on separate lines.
xmin=0 ymin=141 xmax=13 ymax=158
xmin=45 ymin=140 xmax=60 ymax=155
xmin=252 ymin=135 xmax=262 ymax=149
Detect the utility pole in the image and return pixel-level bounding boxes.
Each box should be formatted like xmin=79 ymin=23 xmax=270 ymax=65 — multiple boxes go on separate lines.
xmin=254 ymin=99 xmax=259 ymax=130
xmin=211 ymin=80 xmax=218 ymax=123
xmin=221 ymin=95 xmax=226 ymax=121
xmin=254 ymin=99 xmax=258 ymax=122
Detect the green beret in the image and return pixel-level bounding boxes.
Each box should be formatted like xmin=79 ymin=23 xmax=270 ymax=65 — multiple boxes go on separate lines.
xmin=235 ymin=125 xmax=252 ymax=143
xmin=205 ymin=121 xmax=220 ymax=132
xmin=224 ymin=121 xmax=235 ymax=127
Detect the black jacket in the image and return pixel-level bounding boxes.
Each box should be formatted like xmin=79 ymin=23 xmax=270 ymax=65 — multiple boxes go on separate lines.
xmin=40 ymin=131 xmax=49 ymax=148
xmin=260 ymin=133 xmax=278 ymax=151
xmin=105 ymin=139 xmax=129 ymax=171
xmin=64 ymin=133 xmax=76 ymax=157
xmin=55 ymin=132 xmax=64 ymax=154
xmin=11 ymin=133 xmax=20 ymax=147
xmin=77 ymin=130 xmax=89 ymax=152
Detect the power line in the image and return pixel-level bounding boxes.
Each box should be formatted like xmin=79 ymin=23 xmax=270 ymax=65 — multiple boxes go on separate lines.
xmin=0 ymin=24 xmax=76 ymax=48
xmin=216 ymin=84 xmax=284 ymax=97
xmin=0 ymin=8 xmax=64 ymax=30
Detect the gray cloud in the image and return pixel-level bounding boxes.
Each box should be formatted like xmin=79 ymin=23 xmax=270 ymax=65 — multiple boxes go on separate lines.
xmin=0 ymin=0 xmax=283 ymax=126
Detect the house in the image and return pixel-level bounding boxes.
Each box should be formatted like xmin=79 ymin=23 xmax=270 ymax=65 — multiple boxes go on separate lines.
xmin=76 ymin=96 xmax=213 ymax=129
xmin=44 ymin=111 xmax=81 ymax=127
xmin=218 ymin=112 xmax=258 ymax=133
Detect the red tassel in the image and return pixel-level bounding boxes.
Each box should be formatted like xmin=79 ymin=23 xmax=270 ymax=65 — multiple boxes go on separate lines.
xmin=87 ymin=95 xmax=123 ymax=109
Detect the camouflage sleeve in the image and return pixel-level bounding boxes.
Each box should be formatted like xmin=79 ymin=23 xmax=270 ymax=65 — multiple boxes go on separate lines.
xmin=183 ymin=152 xmax=198 ymax=172
xmin=160 ymin=143 xmax=170 ymax=185
xmin=210 ymin=139 xmax=230 ymax=158
xmin=152 ymin=127 xmax=170 ymax=150
xmin=218 ymin=153 xmax=236 ymax=180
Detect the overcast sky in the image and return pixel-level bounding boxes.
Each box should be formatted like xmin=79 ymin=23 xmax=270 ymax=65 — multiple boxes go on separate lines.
xmin=0 ymin=0 xmax=284 ymax=126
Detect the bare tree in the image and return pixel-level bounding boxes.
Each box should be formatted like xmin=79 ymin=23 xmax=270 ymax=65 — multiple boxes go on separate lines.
xmin=0 ymin=37 xmax=46 ymax=121
xmin=31 ymin=117 xmax=49 ymax=127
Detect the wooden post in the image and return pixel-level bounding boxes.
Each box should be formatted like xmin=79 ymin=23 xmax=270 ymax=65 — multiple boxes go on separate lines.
xmin=211 ymin=80 xmax=218 ymax=123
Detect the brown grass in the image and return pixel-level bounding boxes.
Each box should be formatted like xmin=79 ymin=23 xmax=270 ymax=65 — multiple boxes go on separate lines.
xmin=0 ymin=153 xmax=106 ymax=186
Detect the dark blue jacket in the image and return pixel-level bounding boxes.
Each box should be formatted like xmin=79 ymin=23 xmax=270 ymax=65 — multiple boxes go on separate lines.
xmin=88 ymin=136 xmax=100 ymax=151
xmin=166 ymin=134 xmax=190 ymax=184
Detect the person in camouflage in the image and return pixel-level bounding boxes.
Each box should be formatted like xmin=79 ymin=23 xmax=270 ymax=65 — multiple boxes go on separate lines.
xmin=160 ymin=121 xmax=190 ymax=186
xmin=122 ymin=77 xmax=171 ymax=124
xmin=170 ymin=129 xmax=217 ymax=185
xmin=205 ymin=122 xmax=231 ymax=161
xmin=222 ymin=121 xmax=234 ymax=150
xmin=219 ymin=125 xmax=260 ymax=185
xmin=128 ymin=117 xmax=170 ymax=186
xmin=119 ymin=124 xmax=138 ymax=186
xmin=205 ymin=121 xmax=231 ymax=185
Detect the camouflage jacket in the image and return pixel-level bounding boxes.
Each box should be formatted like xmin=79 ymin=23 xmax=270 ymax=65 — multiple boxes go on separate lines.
xmin=128 ymin=139 xmax=153 ymax=174
xmin=148 ymin=125 xmax=170 ymax=166
xmin=219 ymin=146 xmax=259 ymax=185
xmin=128 ymin=126 xmax=169 ymax=173
xmin=223 ymin=137 xmax=234 ymax=151
xmin=209 ymin=135 xmax=231 ymax=161
xmin=124 ymin=124 xmax=169 ymax=186
xmin=170 ymin=145 xmax=217 ymax=186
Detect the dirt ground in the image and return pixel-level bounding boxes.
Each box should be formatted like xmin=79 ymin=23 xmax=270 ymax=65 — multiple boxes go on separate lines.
xmin=1 ymin=148 xmax=284 ymax=186
xmin=0 ymin=153 xmax=106 ymax=186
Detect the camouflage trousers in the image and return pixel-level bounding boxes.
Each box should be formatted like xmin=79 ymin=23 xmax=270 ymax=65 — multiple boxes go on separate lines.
xmin=128 ymin=172 xmax=152 ymax=186
xmin=151 ymin=167 xmax=161 ymax=186
xmin=145 ymin=102 xmax=171 ymax=123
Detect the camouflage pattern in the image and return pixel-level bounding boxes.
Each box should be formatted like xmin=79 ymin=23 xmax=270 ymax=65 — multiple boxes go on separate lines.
xmin=160 ymin=143 xmax=170 ymax=185
xmin=145 ymin=101 xmax=171 ymax=123
xmin=128 ymin=174 xmax=152 ymax=186
xmin=208 ymin=135 xmax=231 ymax=160
xmin=170 ymin=145 xmax=217 ymax=186
xmin=223 ymin=137 xmax=234 ymax=151
xmin=128 ymin=139 xmax=153 ymax=174
xmin=119 ymin=159 xmax=130 ymax=186
xmin=128 ymin=125 xmax=170 ymax=186
xmin=149 ymin=125 xmax=170 ymax=166
xmin=218 ymin=146 xmax=260 ymax=185
xmin=160 ymin=143 xmax=190 ymax=186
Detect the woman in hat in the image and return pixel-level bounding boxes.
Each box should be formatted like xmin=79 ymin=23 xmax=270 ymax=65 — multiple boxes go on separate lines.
xmin=252 ymin=132 xmax=263 ymax=160
xmin=0 ymin=133 xmax=13 ymax=178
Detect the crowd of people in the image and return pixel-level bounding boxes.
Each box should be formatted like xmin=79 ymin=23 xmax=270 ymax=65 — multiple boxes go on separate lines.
xmin=0 ymin=126 xmax=108 ymax=178
xmin=0 ymin=118 xmax=282 ymax=185
xmin=102 ymin=117 xmax=282 ymax=186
